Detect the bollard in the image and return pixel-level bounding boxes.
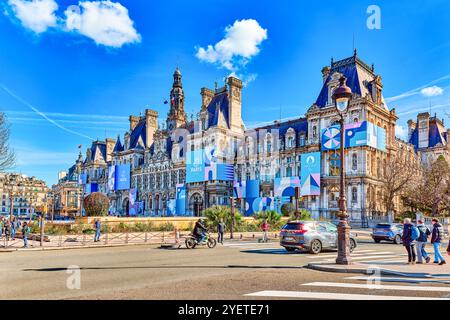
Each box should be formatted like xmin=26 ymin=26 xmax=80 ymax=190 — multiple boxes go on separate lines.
xmin=240 ymin=234 xmax=243 ymax=239
xmin=125 ymin=232 xmax=129 ymax=244
xmin=144 ymin=231 xmax=148 ymax=243
xmin=58 ymin=235 xmax=62 ymax=247
xmin=174 ymin=228 xmax=180 ymax=245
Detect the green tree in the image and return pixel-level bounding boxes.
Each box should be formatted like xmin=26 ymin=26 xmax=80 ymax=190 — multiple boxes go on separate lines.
xmin=0 ymin=113 xmax=15 ymax=171
xmin=83 ymin=192 xmax=109 ymax=217
xmin=202 ymin=205 xmax=242 ymax=231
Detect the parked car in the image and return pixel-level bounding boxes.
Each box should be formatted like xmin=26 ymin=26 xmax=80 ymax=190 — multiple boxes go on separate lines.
xmin=371 ymin=223 xmax=403 ymax=244
xmin=279 ymin=221 xmax=357 ymax=254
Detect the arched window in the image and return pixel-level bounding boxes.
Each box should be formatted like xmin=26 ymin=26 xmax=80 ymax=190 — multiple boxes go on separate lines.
xmin=329 ymin=151 xmax=340 ymax=176
xmin=312 ymin=126 xmax=317 ymax=138
xmin=352 ymin=187 xmax=358 ymax=203
xmin=352 ymin=153 xmax=358 ymax=170
xmin=286 ymin=167 xmax=292 ymax=177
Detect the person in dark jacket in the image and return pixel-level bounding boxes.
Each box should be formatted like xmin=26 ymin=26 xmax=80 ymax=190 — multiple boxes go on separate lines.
xmin=193 ymin=219 xmax=208 ymax=243
xmin=402 ymin=218 xmax=416 ymax=264
xmin=94 ymin=219 xmax=101 ymax=242
xmin=416 ymin=220 xmax=431 ymax=264
xmin=431 ymin=218 xmax=446 ymax=265
xmin=217 ymin=218 xmax=225 ymax=245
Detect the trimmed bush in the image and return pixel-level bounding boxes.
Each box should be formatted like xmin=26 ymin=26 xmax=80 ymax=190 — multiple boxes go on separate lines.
xmin=203 ymin=205 xmax=242 ymax=231
xmin=254 ymin=210 xmax=282 ymax=229
xmin=83 ymin=192 xmax=109 ymax=217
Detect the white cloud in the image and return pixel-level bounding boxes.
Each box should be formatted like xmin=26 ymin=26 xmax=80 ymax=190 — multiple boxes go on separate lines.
xmin=7 ymin=0 xmax=58 ymax=34
xmin=421 ymin=86 xmax=444 ymax=97
xmin=395 ymin=125 xmax=408 ymax=140
xmin=64 ymin=1 xmax=141 ymax=48
xmin=196 ymin=19 xmax=268 ymax=71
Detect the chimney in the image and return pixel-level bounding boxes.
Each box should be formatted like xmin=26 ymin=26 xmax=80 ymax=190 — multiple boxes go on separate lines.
xmin=407 ymin=119 xmax=416 ymax=142
xmin=227 ymin=76 xmax=244 ymax=133
xmin=105 ymin=138 xmax=116 ymax=162
xmin=200 ymin=87 xmax=214 ymax=111
xmin=417 ymin=112 xmax=430 ymax=149
xmin=321 ymin=66 xmax=330 ymax=83
xmin=145 ymin=109 xmax=158 ymax=148
xmin=129 ymin=115 xmax=140 ymax=131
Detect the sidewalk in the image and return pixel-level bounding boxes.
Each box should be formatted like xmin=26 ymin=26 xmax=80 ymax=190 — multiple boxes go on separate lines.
xmin=307 ymin=259 xmax=450 ymax=278
xmin=0 ymin=231 xmax=282 ymax=252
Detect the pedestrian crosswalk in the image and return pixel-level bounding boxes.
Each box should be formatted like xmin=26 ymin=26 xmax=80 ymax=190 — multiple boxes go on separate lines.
xmin=245 ymin=280 xmax=450 ymax=300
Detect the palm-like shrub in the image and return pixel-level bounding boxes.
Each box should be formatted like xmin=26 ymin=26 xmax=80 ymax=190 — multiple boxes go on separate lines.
xmin=83 ymin=192 xmax=109 ymax=217
xmin=254 ymin=210 xmax=282 ymax=229
xmin=202 ymin=205 xmax=242 ymax=231
xmin=281 ymin=203 xmax=295 ymax=217
xmin=289 ymin=209 xmax=312 ymax=221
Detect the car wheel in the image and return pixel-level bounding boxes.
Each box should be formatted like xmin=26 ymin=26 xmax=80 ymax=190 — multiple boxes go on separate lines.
xmin=374 ymin=239 xmax=381 ymax=243
xmin=285 ymin=247 xmax=296 ymax=252
xmin=350 ymin=239 xmax=356 ymax=253
xmin=394 ymin=235 xmax=402 ymax=245
xmin=309 ymin=240 xmax=322 ymax=254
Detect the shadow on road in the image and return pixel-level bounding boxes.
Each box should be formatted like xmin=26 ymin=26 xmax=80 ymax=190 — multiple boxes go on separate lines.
xmin=23 ymin=265 xmax=304 ymax=272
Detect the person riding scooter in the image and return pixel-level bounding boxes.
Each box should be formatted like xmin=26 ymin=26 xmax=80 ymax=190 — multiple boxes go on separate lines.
xmin=193 ymin=219 xmax=208 ymax=243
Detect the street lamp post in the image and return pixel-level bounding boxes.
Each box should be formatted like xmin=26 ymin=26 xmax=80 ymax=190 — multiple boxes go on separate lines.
xmin=332 ymin=76 xmax=353 ymax=265
xmin=229 ymin=196 xmax=235 ymax=239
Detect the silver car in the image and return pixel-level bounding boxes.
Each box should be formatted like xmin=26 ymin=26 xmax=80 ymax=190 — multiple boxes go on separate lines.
xmin=279 ymin=221 xmax=357 ymax=254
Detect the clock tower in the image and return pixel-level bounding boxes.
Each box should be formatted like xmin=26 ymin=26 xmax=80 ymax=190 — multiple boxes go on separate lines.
xmin=166 ymin=67 xmax=187 ymax=131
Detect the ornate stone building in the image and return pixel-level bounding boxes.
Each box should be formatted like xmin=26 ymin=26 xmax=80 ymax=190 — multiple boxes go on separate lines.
xmin=67 ymin=52 xmax=426 ymax=222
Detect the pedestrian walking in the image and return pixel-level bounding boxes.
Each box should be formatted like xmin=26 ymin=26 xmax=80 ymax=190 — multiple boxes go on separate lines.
xmin=431 ymin=218 xmax=446 ymax=265
xmin=416 ymin=220 xmax=431 ymax=264
xmin=94 ymin=219 xmax=101 ymax=242
xmin=217 ymin=218 xmax=225 ymax=244
xmin=0 ymin=217 xmax=4 ymax=239
xmin=22 ymin=222 xmax=30 ymax=248
xmin=261 ymin=219 xmax=270 ymax=243
xmin=402 ymin=218 xmax=418 ymax=264
xmin=11 ymin=217 xmax=17 ymax=240
xmin=4 ymin=219 xmax=11 ymax=241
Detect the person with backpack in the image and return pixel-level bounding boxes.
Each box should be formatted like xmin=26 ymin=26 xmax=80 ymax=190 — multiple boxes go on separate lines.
xmin=416 ymin=220 xmax=431 ymax=264
xmin=22 ymin=222 xmax=30 ymax=248
xmin=402 ymin=218 xmax=418 ymax=264
xmin=431 ymin=218 xmax=446 ymax=265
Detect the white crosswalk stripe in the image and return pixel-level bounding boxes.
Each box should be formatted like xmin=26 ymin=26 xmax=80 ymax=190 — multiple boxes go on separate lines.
xmin=245 ymin=281 xmax=450 ymax=300
xmin=307 ymin=251 xmax=392 ymax=259
xmin=302 ymin=282 xmax=450 ymax=292
xmin=245 ymin=290 xmax=450 ymax=300
xmin=346 ymin=275 xmax=450 ymax=284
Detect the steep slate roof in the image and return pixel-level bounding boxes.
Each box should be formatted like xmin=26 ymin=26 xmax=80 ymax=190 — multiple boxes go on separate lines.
xmin=249 ymin=117 xmax=309 ymax=147
xmin=409 ymin=118 xmax=448 ymax=150
xmin=207 ymin=91 xmax=230 ymax=129
xmin=129 ymin=119 xmax=147 ymax=149
xmin=85 ymin=141 xmax=107 ymax=163
xmin=113 ymin=136 xmax=124 ymax=152
xmin=315 ymin=54 xmax=389 ymax=111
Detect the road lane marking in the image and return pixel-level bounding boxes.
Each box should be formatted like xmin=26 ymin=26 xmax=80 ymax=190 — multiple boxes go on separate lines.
xmin=244 ymin=290 xmax=450 ymax=300
xmin=322 ymin=254 xmax=400 ymax=262
xmin=346 ymin=276 xmax=450 ymax=284
xmin=307 ymin=251 xmax=392 ymax=259
xmin=302 ymin=282 xmax=450 ymax=292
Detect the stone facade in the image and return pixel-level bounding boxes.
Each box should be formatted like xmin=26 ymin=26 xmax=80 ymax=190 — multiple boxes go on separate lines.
xmin=68 ymin=53 xmax=427 ymax=222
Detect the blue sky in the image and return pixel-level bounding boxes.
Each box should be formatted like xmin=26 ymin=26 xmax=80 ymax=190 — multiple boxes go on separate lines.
xmin=0 ymin=0 xmax=450 ymax=186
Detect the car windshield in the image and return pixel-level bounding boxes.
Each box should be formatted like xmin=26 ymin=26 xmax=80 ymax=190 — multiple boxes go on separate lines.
xmin=375 ymin=224 xmax=392 ymax=229
xmin=282 ymin=223 xmax=303 ymax=230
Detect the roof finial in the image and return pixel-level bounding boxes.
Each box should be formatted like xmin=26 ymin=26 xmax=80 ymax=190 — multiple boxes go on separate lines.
xmin=354 ymin=48 xmax=357 ymax=57
xmin=214 ymin=81 xmax=218 ymax=90
xmin=331 ymin=57 xmax=334 ymax=65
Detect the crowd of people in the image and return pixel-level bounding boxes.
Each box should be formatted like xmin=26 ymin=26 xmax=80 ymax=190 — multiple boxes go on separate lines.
xmin=402 ymin=218 xmax=449 ymax=265
xmin=0 ymin=216 xmax=31 ymax=248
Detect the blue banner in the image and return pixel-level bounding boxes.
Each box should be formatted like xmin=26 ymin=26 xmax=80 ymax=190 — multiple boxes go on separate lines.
xmin=186 ymin=149 xmax=205 ymax=183
xmin=246 ymin=180 xmax=260 ymax=198
xmin=301 ymin=152 xmax=321 ymax=196
xmin=274 ymin=177 xmax=301 ymax=197
xmin=176 ymin=183 xmax=186 ymax=215
xmin=321 ymin=121 xmax=386 ymax=152
xmin=115 ymin=164 xmax=131 ymax=190
xmin=107 ymin=165 xmax=116 ymax=192
xmin=78 ymin=173 xmax=87 ymax=185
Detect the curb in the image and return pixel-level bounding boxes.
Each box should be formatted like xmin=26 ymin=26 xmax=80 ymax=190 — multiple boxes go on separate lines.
xmin=306 ymin=263 xmax=438 ymax=278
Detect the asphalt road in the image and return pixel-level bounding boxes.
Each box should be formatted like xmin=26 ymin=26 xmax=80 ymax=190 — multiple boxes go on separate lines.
xmin=1 ymin=239 xmax=450 ymax=300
